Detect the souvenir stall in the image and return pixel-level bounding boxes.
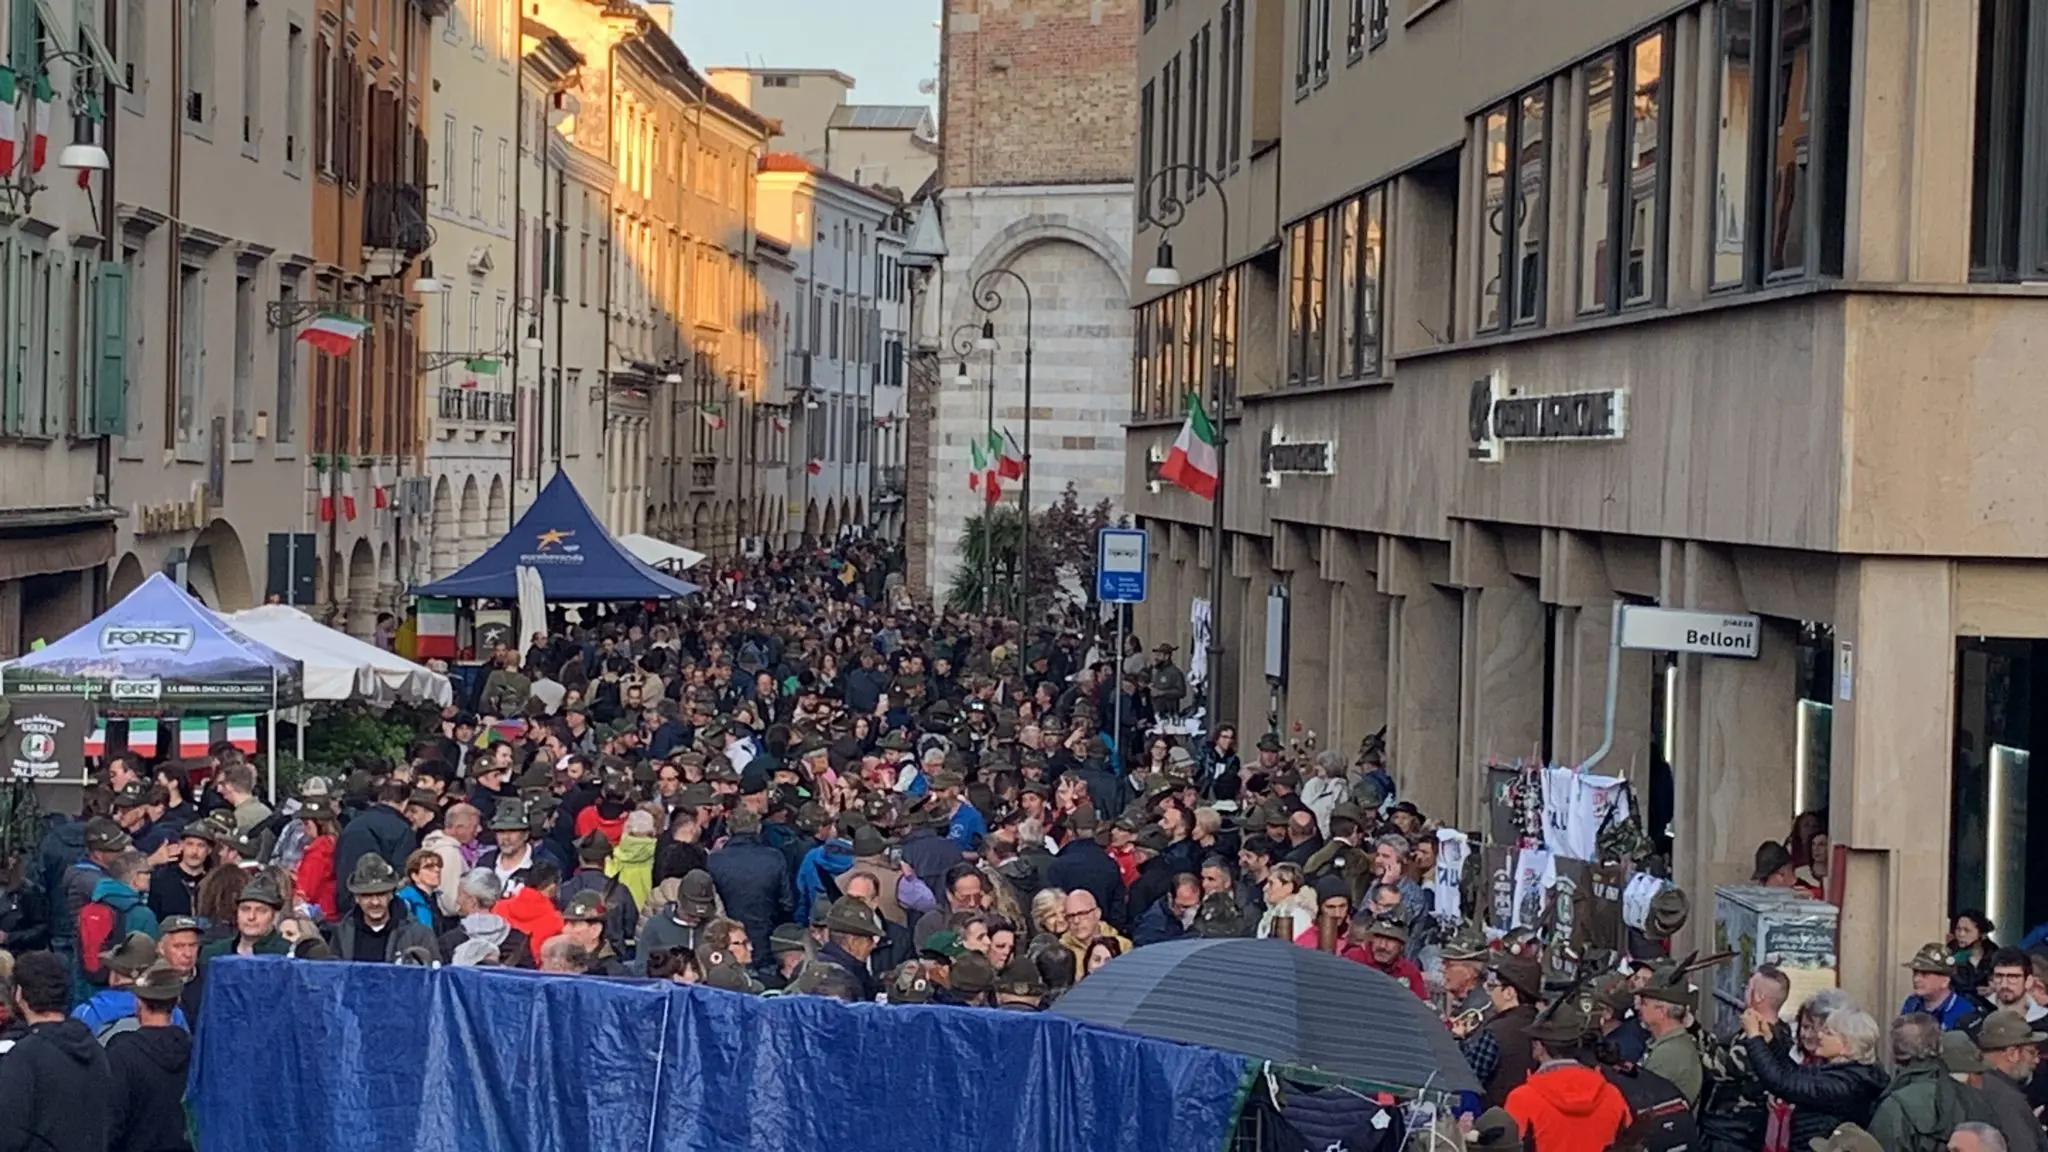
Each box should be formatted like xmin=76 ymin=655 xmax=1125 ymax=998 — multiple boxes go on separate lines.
xmin=0 ymin=572 xmax=302 ymax=795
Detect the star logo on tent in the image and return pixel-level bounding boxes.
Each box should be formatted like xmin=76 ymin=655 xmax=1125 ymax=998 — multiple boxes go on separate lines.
xmin=534 ymin=529 xmax=575 ymax=551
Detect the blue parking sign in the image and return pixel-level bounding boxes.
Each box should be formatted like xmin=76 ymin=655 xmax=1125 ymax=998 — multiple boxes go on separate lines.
xmin=1096 ymin=528 xmax=1149 ymax=603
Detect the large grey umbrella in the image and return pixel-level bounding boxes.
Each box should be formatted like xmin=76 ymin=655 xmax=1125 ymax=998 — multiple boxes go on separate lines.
xmin=1050 ymin=938 xmax=1480 ymax=1097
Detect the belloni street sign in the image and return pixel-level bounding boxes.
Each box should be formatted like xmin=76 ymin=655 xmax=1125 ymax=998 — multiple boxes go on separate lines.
xmin=1619 ymin=606 xmax=1760 ymax=659
xmin=1096 ymin=528 xmax=1149 ymax=604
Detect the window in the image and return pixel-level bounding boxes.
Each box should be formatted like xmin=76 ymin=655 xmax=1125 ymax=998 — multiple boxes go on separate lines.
xmin=470 ymin=126 xmax=483 ymax=216
xmin=1285 ymin=213 xmax=1328 ymax=386
xmin=1191 ymin=26 xmax=1210 ymax=193
xmin=1138 ymin=81 xmax=1156 ymax=219
xmin=1369 ymin=0 xmax=1388 ymax=48
xmin=1346 ymin=0 xmax=1365 ymax=57
xmin=314 ymin=30 xmax=332 ymax=174
xmin=496 ymin=138 xmax=509 ymax=226
xmin=1718 ymin=0 xmax=1854 ymax=286
xmin=176 ymin=262 xmax=206 ymax=456
xmin=1333 ymin=188 xmax=1385 ymax=377
xmin=242 ymin=0 xmax=261 ymax=147
xmin=231 ymin=270 xmax=254 ymax=447
xmin=1477 ymin=87 xmax=1548 ymax=333
xmin=184 ymin=0 xmax=214 ymax=127
xmin=274 ymin=274 xmax=297 ymax=446
xmin=1295 ymin=0 xmax=1312 ymax=91
xmin=12 ymin=241 xmax=52 ymax=438
xmin=120 ymin=244 xmax=144 ymax=448
xmin=440 ymin=114 xmax=455 ymax=207
xmin=285 ymin=22 xmax=305 ymax=167
xmin=124 ymin=0 xmax=147 ymax=108
xmin=1577 ymin=31 xmax=1669 ymax=315
xmin=1163 ymin=54 xmax=1181 ymax=190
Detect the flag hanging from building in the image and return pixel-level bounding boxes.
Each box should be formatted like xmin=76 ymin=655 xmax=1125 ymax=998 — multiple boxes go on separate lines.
xmin=772 ymin=416 xmax=789 ymax=434
xmin=338 ymin=457 xmax=358 ymax=522
xmin=969 ymin=438 xmax=988 ymax=493
xmin=314 ymin=456 xmax=335 ymax=522
xmin=1159 ymin=391 xmax=1220 ymax=500
xmin=225 ymin=715 xmax=259 ymax=754
xmin=461 ymin=358 xmax=498 ymax=389
xmin=297 ymin=313 xmax=368 ymax=356
xmin=805 ymin=459 xmax=823 ymax=475
xmin=29 ymin=74 xmax=50 ymax=172
xmin=415 ymin=599 xmax=457 ymax=659
xmin=997 ymin=429 xmax=1024 ymax=480
xmin=700 ymin=403 xmax=726 ymax=430
xmin=125 ymin=719 xmax=158 ymax=757
xmin=83 ymin=719 xmax=106 ymax=758
xmin=178 ymin=716 xmax=211 ymax=757
xmin=0 ymin=67 xmax=18 ymax=173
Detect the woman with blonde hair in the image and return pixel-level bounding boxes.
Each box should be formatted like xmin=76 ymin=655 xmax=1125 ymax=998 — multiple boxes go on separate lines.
xmin=1028 ymin=887 xmax=1068 ymax=954
xmin=1256 ymin=864 xmax=1316 ymax=939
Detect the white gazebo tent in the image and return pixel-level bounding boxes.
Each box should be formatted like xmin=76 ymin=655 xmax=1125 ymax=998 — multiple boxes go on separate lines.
xmin=618 ymin=534 xmax=708 ymax=571
xmin=221 ymin=605 xmax=453 ymax=708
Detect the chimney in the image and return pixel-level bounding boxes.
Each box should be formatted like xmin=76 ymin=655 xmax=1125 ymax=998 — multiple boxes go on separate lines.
xmin=642 ymin=0 xmax=673 ymax=35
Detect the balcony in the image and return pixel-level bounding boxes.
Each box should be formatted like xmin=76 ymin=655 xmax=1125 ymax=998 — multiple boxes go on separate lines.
xmin=364 ymin=181 xmax=433 ymax=267
xmin=436 ymin=387 xmax=515 ymax=425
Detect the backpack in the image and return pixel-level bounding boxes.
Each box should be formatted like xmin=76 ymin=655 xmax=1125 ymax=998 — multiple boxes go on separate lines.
xmin=1601 ymin=1062 xmax=1698 ymax=1152
xmin=76 ymin=900 xmax=118 ymax=978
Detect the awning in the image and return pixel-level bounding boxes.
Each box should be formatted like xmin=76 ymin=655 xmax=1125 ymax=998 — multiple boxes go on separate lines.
xmin=220 ymin=605 xmax=452 ymax=706
xmin=618 ymin=533 xmax=707 ymax=571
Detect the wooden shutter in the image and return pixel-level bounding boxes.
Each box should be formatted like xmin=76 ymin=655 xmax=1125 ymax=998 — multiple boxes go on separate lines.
xmin=42 ymin=247 xmax=65 ymax=438
xmin=4 ymin=238 xmax=26 ymax=436
xmin=92 ymin=260 xmax=124 ymax=436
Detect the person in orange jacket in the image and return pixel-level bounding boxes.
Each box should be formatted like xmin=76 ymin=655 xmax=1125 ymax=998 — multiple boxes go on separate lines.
xmin=1505 ymin=999 xmax=1633 ymax=1150
xmin=494 ymin=860 xmax=567 ymax=956
xmin=291 ymin=798 xmax=342 ymax=921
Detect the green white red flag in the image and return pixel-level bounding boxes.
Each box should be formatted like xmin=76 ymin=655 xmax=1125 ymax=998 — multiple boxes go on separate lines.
xmin=298 ymin=313 xmax=368 ymax=356
xmin=1159 ymin=391 xmax=1219 ymax=500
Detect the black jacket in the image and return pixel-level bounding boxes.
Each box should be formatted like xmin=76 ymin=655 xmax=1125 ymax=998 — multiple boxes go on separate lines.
xmin=1044 ymin=838 xmax=1123 ymax=924
xmin=705 ymin=833 xmax=791 ymax=961
xmin=1738 ymin=1035 xmax=1887 ymax=1148
xmin=106 ymin=1025 xmax=193 ymax=1152
xmin=896 ymin=828 xmax=963 ymax=893
xmin=330 ymin=902 xmax=438 ymax=963
xmin=815 ymin=939 xmax=880 ymax=1003
xmin=146 ymin=863 xmax=206 ymax=923
xmin=0 ymin=1018 xmax=114 ymax=1152
xmin=331 ymin=805 xmax=419 ymax=916
xmin=1132 ymin=895 xmax=1191 ymax=947
xmin=1125 ymin=857 xmax=1178 ymax=935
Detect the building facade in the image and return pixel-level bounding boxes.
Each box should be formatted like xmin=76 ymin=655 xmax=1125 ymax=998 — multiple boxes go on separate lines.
xmin=707 ymin=67 xmax=938 ymax=200
xmin=527 ymin=0 xmax=771 ymax=558
xmin=922 ymin=0 xmax=1139 ymax=604
xmin=754 ymin=154 xmax=904 ymax=543
xmin=1124 ymin=0 xmax=2048 ymax=1010
xmin=417 ymin=0 xmax=521 ymax=588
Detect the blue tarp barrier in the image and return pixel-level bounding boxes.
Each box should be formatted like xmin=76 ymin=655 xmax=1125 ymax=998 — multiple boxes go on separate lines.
xmin=190 ymin=958 xmax=1249 ymax=1152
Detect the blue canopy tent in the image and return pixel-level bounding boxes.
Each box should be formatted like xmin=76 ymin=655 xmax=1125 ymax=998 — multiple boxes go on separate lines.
xmin=0 ymin=573 xmax=301 ymax=789
xmin=416 ymin=471 xmax=700 ymax=601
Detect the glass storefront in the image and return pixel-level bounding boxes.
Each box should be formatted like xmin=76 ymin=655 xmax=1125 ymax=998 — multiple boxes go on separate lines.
xmin=1951 ymin=638 xmax=2048 ymax=940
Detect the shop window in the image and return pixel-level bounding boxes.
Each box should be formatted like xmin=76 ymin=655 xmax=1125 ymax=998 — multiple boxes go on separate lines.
xmin=1714 ymin=0 xmax=1855 ymax=289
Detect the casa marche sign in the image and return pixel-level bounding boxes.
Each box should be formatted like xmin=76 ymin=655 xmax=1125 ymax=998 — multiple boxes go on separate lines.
xmin=1618 ymin=606 xmax=1761 ymax=659
xmin=1469 ymin=373 xmax=1628 ymax=462
xmin=1258 ymin=428 xmax=1335 ymax=486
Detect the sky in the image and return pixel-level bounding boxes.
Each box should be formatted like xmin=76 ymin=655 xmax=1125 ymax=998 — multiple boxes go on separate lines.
xmin=672 ymin=0 xmax=940 ymax=108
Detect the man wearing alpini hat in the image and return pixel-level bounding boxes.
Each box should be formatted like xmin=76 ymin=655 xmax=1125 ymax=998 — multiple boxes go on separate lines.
xmin=1504 ymin=998 xmax=1631 ymax=1150
xmin=330 ymin=854 xmax=438 ymax=963
xmin=1901 ymin=941 xmax=1975 ymax=1030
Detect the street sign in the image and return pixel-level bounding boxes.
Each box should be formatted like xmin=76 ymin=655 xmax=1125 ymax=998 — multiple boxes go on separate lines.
xmin=1096 ymin=527 xmax=1149 ymax=604
xmin=1619 ymin=606 xmax=1761 ymax=658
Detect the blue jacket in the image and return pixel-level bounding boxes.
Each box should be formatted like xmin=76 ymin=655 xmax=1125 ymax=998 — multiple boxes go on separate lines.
xmin=88 ymin=875 xmax=159 ymax=939
xmin=945 ymin=803 xmax=987 ymax=854
xmin=795 ymin=839 xmax=854 ymax=917
xmin=72 ymin=989 xmax=189 ymax=1037
xmin=706 ymin=834 xmax=792 ymax=962
xmin=1902 ymin=990 xmax=1974 ymax=1030
xmin=1132 ymin=897 xmax=1191 ymax=947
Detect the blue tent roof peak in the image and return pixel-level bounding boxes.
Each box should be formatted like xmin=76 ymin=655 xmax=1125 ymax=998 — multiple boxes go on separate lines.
xmin=6 ymin=571 xmax=299 ymax=684
xmin=415 ymin=471 xmax=700 ymax=601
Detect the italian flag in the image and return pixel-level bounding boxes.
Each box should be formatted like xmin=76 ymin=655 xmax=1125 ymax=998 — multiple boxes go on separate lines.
xmin=771 ymin=416 xmax=789 ymax=433
xmin=462 ymin=358 xmax=498 ymax=389
xmin=0 ymin=68 xmax=16 ymax=173
xmin=969 ymin=437 xmax=999 ymax=502
xmin=298 ymin=313 xmax=368 ymax=356
xmin=125 ymin=719 xmax=158 ymax=757
xmin=805 ymin=459 xmax=822 ymax=475
xmin=1159 ymin=391 xmax=1220 ymax=500
xmin=178 ymin=717 xmax=212 ymax=757
xmin=29 ymin=74 xmax=50 ymax=172
xmin=415 ymin=598 xmax=457 ymax=659
xmin=226 ymin=715 xmax=259 ymax=754
xmin=84 ymin=719 xmax=106 ymax=758
xmin=700 ymin=403 xmax=726 ymax=430
xmin=337 ymin=457 xmax=357 ymax=521
xmin=315 ymin=456 xmax=335 ymax=522
xmin=996 ymin=429 xmax=1024 ymax=480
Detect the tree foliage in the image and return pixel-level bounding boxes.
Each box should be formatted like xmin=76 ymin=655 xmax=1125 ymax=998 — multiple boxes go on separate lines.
xmin=947 ymin=482 xmax=1115 ymax=622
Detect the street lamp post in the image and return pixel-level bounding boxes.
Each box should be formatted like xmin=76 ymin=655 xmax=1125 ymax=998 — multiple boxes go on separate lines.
xmin=951 ymin=322 xmax=995 ymax=613
xmin=1140 ymin=162 xmax=1232 ymax=725
xmin=972 ymin=269 xmax=1034 ymax=624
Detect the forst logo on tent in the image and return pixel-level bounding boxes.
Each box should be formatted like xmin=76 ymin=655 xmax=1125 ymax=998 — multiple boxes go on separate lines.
xmin=100 ymin=625 xmax=195 ymax=653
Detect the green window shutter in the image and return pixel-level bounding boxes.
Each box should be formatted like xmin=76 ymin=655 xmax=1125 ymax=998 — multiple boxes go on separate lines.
xmin=2 ymin=236 xmax=21 ymax=436
xmin=92 ymin=260 xmax=124 ymax=436
xmin=9 ymin=2 xmax=38 ymax=83
xmin=43 ymin=246 xmax=64 ymax=438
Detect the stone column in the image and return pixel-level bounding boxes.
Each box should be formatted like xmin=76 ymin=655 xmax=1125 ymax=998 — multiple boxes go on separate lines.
xmin=1274 ymin=524 xmax=1332 ymax=741
xmin=1461 ymin=580 xmax=1546 ymax=819
xmin=1233 ymin=535 xmax=1273 ymax=738
xmin=1381 ymin=536 xmax=1462 ymax=820
xmin=1828 ymin=556 xmax=1954 ymax=1014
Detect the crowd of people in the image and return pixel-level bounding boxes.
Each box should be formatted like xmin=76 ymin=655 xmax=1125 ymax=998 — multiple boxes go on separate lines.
xmin=0 ymin=541 xmax=2036 ymax=1152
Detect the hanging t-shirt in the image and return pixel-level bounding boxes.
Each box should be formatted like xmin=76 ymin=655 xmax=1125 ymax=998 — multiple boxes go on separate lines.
xmin=1582 ymin=861 xmax=1629 ymax=953
xmin=1512 ymin=846 xmax=1556 ymax=930
xmin=1431 ymin=830 xmax=1470 ymax=928
xmin=1622 ymin=871 xmax=1667 ymax=932
xmin=1542 ymin=767 xmax=1632 ymax=862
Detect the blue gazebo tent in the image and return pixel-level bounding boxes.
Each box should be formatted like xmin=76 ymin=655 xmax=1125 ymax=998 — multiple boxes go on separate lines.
xmin=1 ymin=572 xmax=302 ymax=713
xmin=416 ymin=471 xmax=700 ymax=602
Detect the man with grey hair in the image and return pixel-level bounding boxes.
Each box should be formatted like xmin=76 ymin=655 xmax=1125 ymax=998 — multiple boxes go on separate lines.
xmin=435 ymin=868 xmax=533 ymax=967
xmin=1970 ymin=1009 xmax=2047 ymax=1152
xmin=1951 ymin=1123 xmax=2011 ymax=1152
xmin=1869 ymin=1012 xmax=1995 ymax=1152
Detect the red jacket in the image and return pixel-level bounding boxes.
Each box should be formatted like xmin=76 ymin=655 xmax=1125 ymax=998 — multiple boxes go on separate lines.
xmin=497 ymin=885 xmax=565 ymax=955
xmin=1505 ymin=1062 xmax=1633 ymax=1152
xmin=1363 ymin=951 xmax=1428 ymax=999
xmin=296 ymin=835 xmax=337 ymax=921
xmin=574 ymin=805 xmax=626 ymax=845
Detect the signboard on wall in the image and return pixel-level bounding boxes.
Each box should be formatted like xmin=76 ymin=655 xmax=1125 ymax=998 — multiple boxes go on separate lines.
xmin=1619 ymin=606 xmax=1761 ymax=659
xmin=1469 ymin=372 xmax=1629 ymax=462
